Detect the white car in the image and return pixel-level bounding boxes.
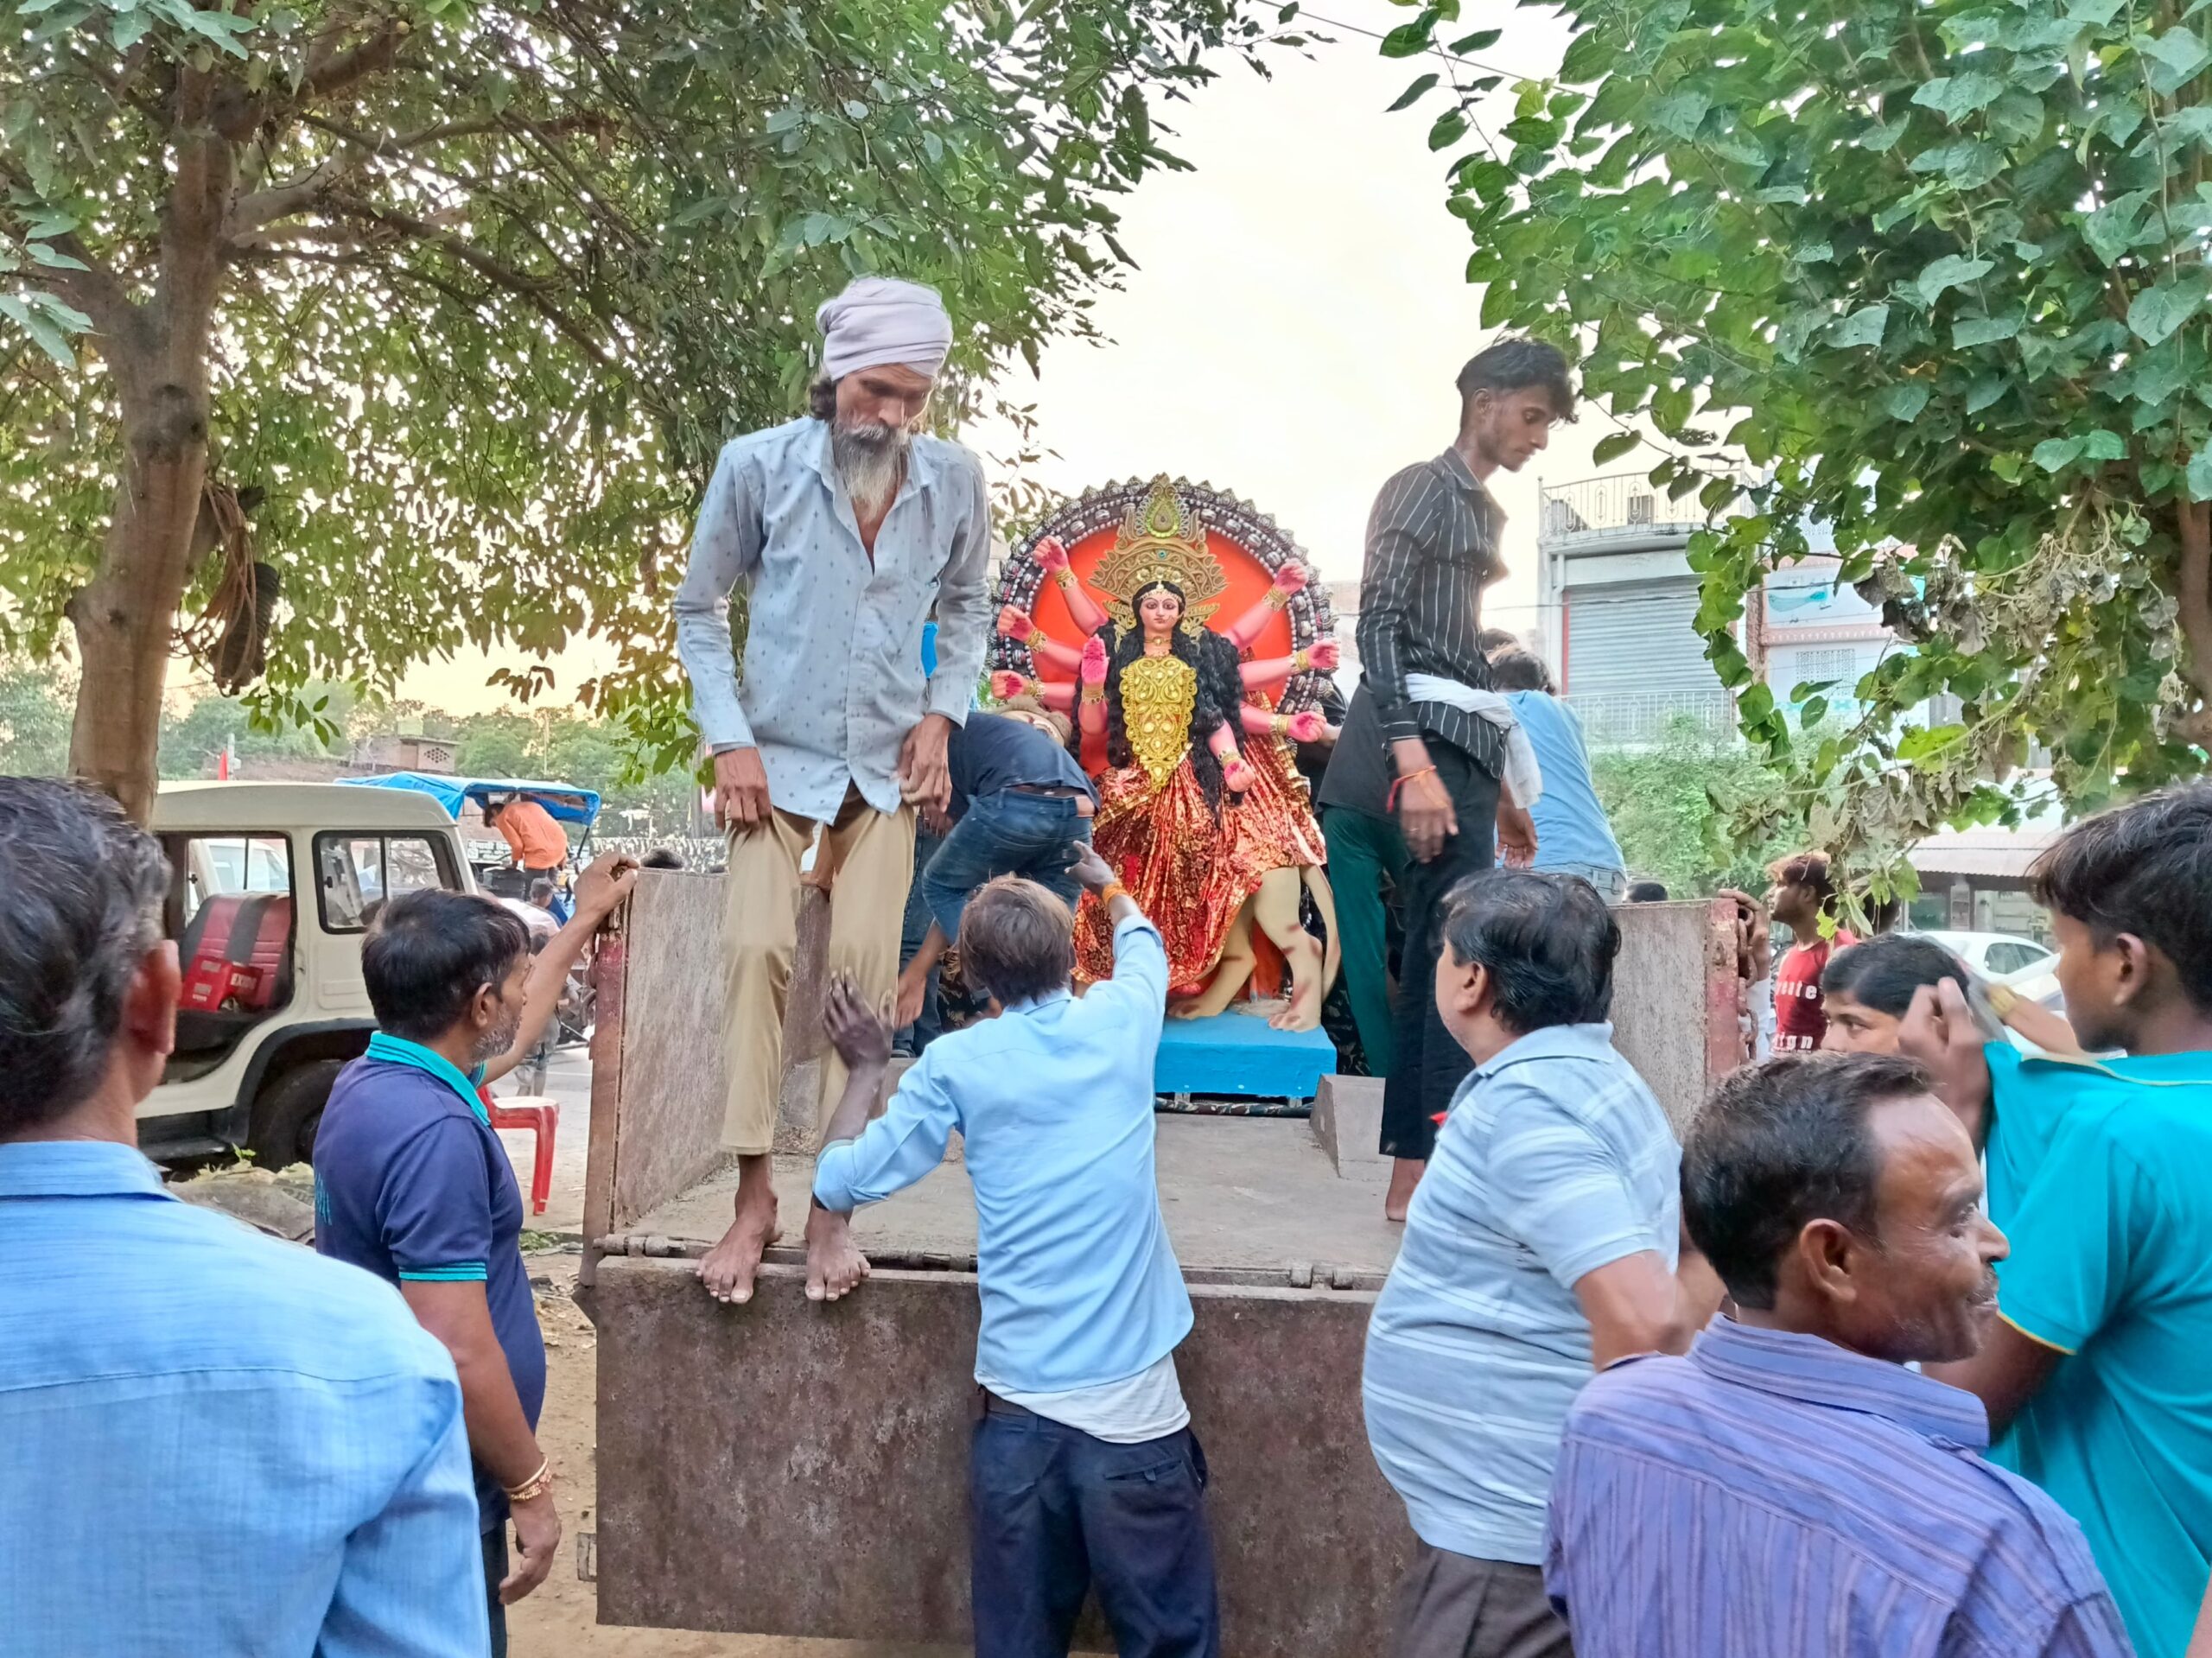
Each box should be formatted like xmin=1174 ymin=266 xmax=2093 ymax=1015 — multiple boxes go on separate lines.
xmin=1911 ymin=929 xmax=2063 ymax=1008
xmin=143 ymin=781 xmax=474 ymax=1168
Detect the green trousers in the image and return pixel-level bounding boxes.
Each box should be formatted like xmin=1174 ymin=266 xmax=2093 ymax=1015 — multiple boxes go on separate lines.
xmin=1322 ymin=804 xmax=1410 ymax=1078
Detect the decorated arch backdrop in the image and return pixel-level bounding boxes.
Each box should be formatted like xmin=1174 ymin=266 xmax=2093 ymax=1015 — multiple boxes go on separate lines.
xmin=989 ymin=477 xmax=1336 ymax=713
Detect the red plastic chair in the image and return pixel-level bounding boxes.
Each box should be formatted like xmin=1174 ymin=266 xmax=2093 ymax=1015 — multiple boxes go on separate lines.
xmin=479 ymin=1088 xmax=559 ymax=1217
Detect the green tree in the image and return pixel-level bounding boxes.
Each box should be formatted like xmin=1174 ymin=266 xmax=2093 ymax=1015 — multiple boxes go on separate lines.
xmin=1591 ymin=716 xmax=1802 ymax=894
xmin=0 ymin=657 xmax=71 ymax=773
xmin=1385 ymin=0 xmax=2212 ymax=866
xmin=157 ymin=682 xmax=353 ymax=777
xmin=0 ymin=0 xmax=1287 ymax=821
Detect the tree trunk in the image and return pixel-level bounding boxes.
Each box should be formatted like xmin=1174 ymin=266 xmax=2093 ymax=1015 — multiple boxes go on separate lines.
xmin=66 ymin=112 xmax=231 ymax=823
xmin=67 ymin=377 xmax=209 ymax=823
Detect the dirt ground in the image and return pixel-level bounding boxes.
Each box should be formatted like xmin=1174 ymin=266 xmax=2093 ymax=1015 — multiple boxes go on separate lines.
xmin=510 ymin=1253 xmax=960 ymax=1658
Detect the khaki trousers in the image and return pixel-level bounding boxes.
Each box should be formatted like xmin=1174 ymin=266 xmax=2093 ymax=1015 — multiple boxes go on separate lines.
xmin=721 ymin=785 xmax=916 ymax=1156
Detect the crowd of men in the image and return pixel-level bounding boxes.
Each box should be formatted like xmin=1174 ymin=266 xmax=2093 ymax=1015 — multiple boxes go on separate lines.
xmin=2 ymin=273 xmax=2209 ymax=1658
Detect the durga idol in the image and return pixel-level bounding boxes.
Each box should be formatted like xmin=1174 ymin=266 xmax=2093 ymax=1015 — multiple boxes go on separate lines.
xmin=989 ymin=479 xmax=1340 ymax=1029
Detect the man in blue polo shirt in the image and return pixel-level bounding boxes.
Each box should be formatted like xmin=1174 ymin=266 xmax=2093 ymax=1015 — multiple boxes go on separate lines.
xmin=1483 ymin=649 xmax=1627 ymax=900
xmin=316 ymin=864 xmax=631 ymax=1657
xmin=1910 ymin=784 xmax=2212 ymax=1658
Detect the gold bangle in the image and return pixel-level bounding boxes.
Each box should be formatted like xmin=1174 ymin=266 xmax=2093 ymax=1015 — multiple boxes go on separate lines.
xmin=1985 ymin=982 xmax=2019 ymax=1020
xmin=505 ymin=1458 xmax=554 ymax=1503
xmin=1264 ymin=588 xmax=1288 ymax=611
xmin=1053 ymin=569 xmax=1077 ymax=590
xmin=1270 ymin=714 xmax=1291 ymax=736
xmin=1080 ymin=686 xmax=1104 ymax=705
xmin=1024 ymin=619 xmax=1043 ymax=645
xmin=1293 ymin=647 xmax=1310 ymax=671
xmin=1097 ymin=880 xmax=1130 ymax=906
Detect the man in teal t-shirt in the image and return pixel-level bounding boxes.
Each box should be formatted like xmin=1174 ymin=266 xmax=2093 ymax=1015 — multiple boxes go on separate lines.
xmin=1908 ymin=784 xmax=2212 ymax=1658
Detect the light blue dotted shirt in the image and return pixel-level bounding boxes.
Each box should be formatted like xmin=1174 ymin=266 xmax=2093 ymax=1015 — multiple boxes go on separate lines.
xmin=673 ymin=416 xmax=993 ymax=823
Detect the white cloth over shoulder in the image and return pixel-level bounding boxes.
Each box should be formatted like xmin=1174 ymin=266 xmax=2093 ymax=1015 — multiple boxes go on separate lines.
xmin=817 ymin=276 xmax=953 ymax=383
xmin=1404 ymin=671 xmax=1544 ymax=806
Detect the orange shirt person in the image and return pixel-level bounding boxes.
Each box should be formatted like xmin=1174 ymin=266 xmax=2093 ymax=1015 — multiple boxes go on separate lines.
xmin=485 ymin=797 xmax=568 ymax=873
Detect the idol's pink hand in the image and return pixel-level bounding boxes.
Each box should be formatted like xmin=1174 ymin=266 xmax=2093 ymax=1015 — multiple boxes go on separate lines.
xmin=1306 ymin=639 xmax=1339 ymax=670
xmin=990 ymin=670 xmax=1034 ymax=701
xmin=996 ymin=604 xmax=1030 ymax=638
xmin=1223 ymin=756 xmax=1257 ymax=792
xmin=1272 ymin=562 xmax=1310 ymax=597
xmin=1080 ymin=636 xmax=1108 ymax=689
xmin=1287 ymin=709 xmax=1326 ymax=743
xmin=1035 ymin=537 xmax=1071 ymax=575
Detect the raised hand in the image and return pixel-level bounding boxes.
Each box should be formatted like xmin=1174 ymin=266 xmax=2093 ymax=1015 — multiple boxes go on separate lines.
xmin=996 ymin=603 xmax=1032 ymax=638
xmin=1285 ymin=709 xmax=1326 ymax=744
xmin=1080 ymin=635 xmax=1109 ymax=689
xmin=823 ymin=973 xmax=894 ymax=1072
xmin=1272 ymin=562 xmax=1310 ymax=597
xmin=1035 ymin=536 xmax=1070 ymax=575
xmin=989 ymin=669 xmax=1035 ymax=701
xmin=1223 ymin=753 xmax=1257 ymax=793
xmin=1069 ymin=840 xmax=1117 ymax=893
xmin=572 ymin=852 xmax=639 ymax=924
xmin=1306 ymin=639 xmax=1339 ymax=670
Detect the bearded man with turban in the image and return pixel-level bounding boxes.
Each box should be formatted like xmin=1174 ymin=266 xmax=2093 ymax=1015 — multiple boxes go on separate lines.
xmin=675 ymin=276 xmax=992 ymax=1306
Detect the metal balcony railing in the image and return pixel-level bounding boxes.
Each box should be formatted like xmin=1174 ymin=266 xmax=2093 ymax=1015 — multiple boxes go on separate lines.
xmin=1568 ymin=689 xmax=1738 ymax=746
xmin=1538 ymin=472 xmax=1740 ymax=548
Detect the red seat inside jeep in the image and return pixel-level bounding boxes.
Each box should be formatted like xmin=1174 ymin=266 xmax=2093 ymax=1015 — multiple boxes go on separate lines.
xmin=179 ymin=893 xmax=294 ymax=1013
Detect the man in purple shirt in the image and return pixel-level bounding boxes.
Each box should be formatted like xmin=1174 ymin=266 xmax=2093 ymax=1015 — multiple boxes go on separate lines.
xmin=1546 ymin=1052 xmax=2133 ymax=1658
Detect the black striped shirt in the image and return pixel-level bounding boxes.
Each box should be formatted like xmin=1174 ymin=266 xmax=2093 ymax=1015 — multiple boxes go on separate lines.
xmin=1354 ymin=448 xmax=1507 ymax=778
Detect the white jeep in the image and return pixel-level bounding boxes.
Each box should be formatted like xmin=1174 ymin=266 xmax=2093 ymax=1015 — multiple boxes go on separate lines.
xmin=143 ymin=781 xmax=474 ymax=1168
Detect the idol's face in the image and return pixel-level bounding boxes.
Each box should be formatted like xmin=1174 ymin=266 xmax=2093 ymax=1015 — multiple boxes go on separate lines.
xmin=1137 ymin=587 xmax=1183 ymax=638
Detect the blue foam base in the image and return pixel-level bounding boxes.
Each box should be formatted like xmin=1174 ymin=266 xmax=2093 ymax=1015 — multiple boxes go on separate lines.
xmin=1154 ymin=1011 xmax=1337 ymax=1100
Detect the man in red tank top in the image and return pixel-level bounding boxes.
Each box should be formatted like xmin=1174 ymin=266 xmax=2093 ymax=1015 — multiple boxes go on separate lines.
xmin=1766 ymin=850 xmax=1857 ymax=1052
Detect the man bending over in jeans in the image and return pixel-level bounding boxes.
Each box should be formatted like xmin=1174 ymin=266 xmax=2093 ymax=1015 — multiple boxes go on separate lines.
xmin=813 ymin=845 xmax=1217 ymax=1658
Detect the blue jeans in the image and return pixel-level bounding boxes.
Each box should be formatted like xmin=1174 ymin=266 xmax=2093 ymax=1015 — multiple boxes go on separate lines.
xmin=922 ymin=791 xmax=1090 ymax=942
xmin=970 ymin=1401 xmax=1219 ymax=1658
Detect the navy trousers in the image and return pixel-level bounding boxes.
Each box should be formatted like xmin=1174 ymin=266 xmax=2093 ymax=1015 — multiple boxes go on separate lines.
xmin=969 ymin=1400 xmax=1220 ymax=1658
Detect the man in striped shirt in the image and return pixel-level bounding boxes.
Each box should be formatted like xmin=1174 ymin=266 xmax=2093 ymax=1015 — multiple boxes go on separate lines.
xmin=1363 ymin=871 xmax=1694 ymax=1658
xmin=1546 ymin=1053 xmax=2133 ymax=1658
xmin=1319 ymin=337 xmax=1567 ymax=1219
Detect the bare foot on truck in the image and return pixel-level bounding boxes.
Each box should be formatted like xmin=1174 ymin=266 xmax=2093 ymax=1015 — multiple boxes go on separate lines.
xmin=804 ymin=1204 xmax=870 ymax=1302
xmin=698 ymin=1174 xmax=779 ymax=1304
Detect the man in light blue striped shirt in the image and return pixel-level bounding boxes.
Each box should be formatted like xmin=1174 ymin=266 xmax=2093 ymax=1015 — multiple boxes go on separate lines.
xmin=1363 ymin=869 xmax=1693 ymax=1658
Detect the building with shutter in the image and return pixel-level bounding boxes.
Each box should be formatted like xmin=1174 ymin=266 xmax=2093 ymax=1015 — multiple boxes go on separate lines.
xmin=1537 ymin=473 xmax=1901 ymax=746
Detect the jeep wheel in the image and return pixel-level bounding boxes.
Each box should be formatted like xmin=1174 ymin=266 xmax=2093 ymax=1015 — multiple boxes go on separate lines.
xmin=248 ymin=1059 xmax=344 ymax=1170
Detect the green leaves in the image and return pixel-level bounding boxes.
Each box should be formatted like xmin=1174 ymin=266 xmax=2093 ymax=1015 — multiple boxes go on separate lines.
xmin=1429 ymin=108 xmax=1468 ymax=149
xmin=1592 ymin=429 xmax=1641 ymax=464
xmin=1881 ymin=381 xmax=1933 ymax=422
xmin=1380 ymin=8 xmax=1440 ymax=57
xmin=2127 ymin=274 xmax=2210 ymax=345
xmin=1912 ymin=253 xmax=1993 ymax=306
xmin=1832 ymin=303 xmax=1891 ymax=347
xmin=2141 ymin=27 xmax=2212 ymax=95
xmin=1389 ymin=72 xmax=1440 ymax=111
xmin=1912 ymin=72 xmax=2005 ymax=121
xmin=1953 ymin=313 xmax=2022 ymax=346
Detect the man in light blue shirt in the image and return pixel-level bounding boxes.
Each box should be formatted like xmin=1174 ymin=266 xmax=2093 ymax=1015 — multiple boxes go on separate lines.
xmin=1485 ymin=647 xmax=1627 ymax=900
xmin=1363 ymin=869 xmax=1693 ymax=1658
xmin=811 ymin=847 xmax=1217 ymax=1658
xmin=0 ymin=778 xmax=484 ymax=1657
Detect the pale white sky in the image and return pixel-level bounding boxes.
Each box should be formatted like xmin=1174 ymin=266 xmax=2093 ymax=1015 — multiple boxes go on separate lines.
xmin=401 ymin=2 xmax=1606 ymax=714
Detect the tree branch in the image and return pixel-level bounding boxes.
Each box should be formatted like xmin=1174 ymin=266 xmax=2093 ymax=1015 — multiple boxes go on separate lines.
xmin=2177 ymin=492 xmax=2212 ymax=704
xmin=305 ymin=19 xmax=411 ymax=103
xmin=324 ymin=193 xmax=614 ymax=367
xmin=231 ymin=147 xmax=362 ymax=234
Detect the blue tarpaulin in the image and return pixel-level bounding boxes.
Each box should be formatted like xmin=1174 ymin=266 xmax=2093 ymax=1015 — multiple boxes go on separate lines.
xmin=338 ymin=772 xmax=602 ymax=828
